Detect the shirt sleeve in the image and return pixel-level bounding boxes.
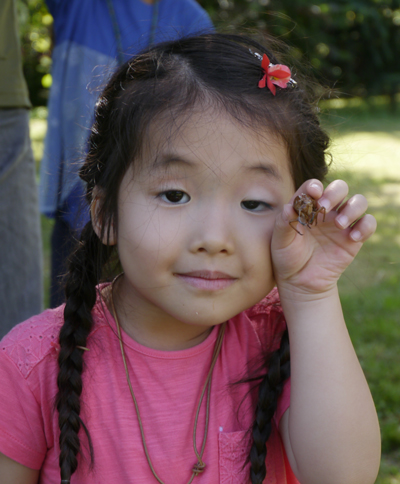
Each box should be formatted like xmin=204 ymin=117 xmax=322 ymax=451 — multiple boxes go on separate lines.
xmin=0 ymin=352 xmax=47 ymax=469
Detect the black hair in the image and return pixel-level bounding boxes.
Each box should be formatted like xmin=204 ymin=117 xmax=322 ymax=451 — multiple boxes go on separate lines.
xmin=56 ymin=32 xmax=330 ymax=483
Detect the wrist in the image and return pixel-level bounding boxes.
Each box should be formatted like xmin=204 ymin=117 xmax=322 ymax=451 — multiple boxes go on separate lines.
xmin=277 ymin=282 xmax=339 ymax=306
xmin=278 ymin=284 xmax=342 ymax=327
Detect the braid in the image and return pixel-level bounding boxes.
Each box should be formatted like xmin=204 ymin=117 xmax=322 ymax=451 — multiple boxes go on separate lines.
xmin=250 ymin=328 xmax=290 ymax=484
xmin=56 ymin=223 xmax=112 ymax=482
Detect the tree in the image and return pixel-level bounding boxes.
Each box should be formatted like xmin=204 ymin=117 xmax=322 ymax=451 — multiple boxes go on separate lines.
xmin=17 ymin=0 xmax=52 ymax=106
xmin=200 ymin=0 xmax=400 ymax=104
xmin=19 ymin=0 xmax=400 ymax=106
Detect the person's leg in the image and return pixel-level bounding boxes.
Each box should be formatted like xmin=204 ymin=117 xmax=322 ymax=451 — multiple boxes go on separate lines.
xmin=0 ymin=109 xmax=43 ymax=338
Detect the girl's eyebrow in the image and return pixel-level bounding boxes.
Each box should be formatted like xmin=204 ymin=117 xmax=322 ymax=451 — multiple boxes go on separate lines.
xmin=151 ymin=153 xmax=283 ymax=181
xmin=151 ymin=154 xmax=195 ymax=171
xmin=245 ymin=163 xmax=283 ymax=181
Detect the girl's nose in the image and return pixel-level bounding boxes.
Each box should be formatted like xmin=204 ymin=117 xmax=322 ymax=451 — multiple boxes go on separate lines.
xmin=189 ymin=208 xmax=235 ymax=255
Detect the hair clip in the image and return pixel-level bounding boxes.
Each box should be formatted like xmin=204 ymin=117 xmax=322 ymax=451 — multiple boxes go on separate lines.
xmin=250 ymin=50 xmax=296 ymax=95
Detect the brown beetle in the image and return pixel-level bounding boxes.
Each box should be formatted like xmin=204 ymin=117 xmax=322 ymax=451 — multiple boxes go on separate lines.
xmin=289 ymin=193 xmax=326 ymax=235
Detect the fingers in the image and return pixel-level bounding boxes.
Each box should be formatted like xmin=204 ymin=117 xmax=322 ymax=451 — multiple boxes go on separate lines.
xmin=319 ymin=181 xmax=376 ymax=242
xmin=335 ymin=194 xmax=368 ymax=229
xmin=318 ymin=179 xmax=349 ymax=212
xmin=289 ymin=179 xmax=377 ymax=243
xmin=289 ymin=179 xmax=325 ymax=204
xmin=347 ymin=213 xmax=377 ymax=242
xmin=290 ymin=179 xmax=349 ymax=210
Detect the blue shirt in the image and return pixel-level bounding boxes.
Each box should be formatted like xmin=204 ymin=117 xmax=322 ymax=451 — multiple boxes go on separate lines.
xmin=40 ymin=0 xmax=212 ymax=229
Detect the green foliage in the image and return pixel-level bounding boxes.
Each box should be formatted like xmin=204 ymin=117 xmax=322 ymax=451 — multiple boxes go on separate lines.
xmin=19 ymin=0 xmax=400 ymax=105
xmin=200 ymin=0 xmax=400 ymax=102
xmin=18 ymin=0 xmax=52 ymax=106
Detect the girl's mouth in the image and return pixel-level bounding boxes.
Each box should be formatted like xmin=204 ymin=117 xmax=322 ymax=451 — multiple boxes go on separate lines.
xmin=175 ymin=271 xmax=237 ymax=291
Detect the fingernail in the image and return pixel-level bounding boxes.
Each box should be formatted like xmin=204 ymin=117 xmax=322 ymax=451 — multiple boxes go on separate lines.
xmin=351 ymin=230 xmax=361 ymax=241
xmin=310 ymin=182 xmax=321 ymax=191
xmin=337 ymin=214 xmax=348 ymax=228
xmin=319 ymin=198 xmax=330 ymax=211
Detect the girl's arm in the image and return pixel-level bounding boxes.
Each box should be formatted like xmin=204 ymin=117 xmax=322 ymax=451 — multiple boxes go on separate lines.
xmin=272 ymin=179 xmax=381 ymax=484
xmin=0 ymin=453 xmax=39 ymax=484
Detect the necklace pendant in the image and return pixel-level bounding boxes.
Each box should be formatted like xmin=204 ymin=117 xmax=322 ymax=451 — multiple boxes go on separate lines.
xmin=192 ymin=461 xmax=206 ymax=476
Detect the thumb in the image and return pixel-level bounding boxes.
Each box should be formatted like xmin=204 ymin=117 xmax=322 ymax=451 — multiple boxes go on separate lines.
xmin=272 ymin=204 xmax=299 ymax=249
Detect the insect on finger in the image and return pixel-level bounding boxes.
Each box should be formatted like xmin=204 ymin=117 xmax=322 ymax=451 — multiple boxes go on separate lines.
xmin=289 ymin=193 xmax=326 ymax=235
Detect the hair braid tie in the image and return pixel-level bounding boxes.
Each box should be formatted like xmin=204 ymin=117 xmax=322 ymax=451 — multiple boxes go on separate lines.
xmin=250 ymin=328 xmax=290 ymax=484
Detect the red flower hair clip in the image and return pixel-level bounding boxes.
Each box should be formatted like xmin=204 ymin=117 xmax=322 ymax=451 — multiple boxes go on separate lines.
xmin=257 ymin=53 xmax=294 ymax=95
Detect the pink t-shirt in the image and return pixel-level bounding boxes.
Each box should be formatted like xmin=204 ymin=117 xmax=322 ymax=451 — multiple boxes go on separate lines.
xmin=0 ymin=287 xmax=298 ymax=484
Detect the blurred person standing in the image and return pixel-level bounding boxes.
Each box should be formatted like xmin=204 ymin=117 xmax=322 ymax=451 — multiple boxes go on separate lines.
xmin=39 ymin=0 xmax=213 ymax=307
xmin=0 ymin=0 xmax=43 ymax=338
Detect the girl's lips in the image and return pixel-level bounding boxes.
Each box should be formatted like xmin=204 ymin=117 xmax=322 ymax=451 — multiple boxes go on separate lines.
xmin=175 ymin=271 xmax=237 ymax=290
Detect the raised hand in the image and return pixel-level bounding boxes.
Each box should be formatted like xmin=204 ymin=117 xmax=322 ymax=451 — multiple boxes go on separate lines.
xmin=271 ymin=179 xmax=377 ymax=296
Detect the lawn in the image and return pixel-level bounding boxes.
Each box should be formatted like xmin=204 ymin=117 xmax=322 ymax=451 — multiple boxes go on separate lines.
xmin=30 ymin=99 xmax=400 ymax=483
xmin=320 ymin=102 xmax=400 ymax=483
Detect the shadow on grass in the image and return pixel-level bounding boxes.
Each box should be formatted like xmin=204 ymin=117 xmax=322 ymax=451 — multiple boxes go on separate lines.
xmin=321 ymin=97 xmax=400 ymax=135
xmin=322 ymin=110 xmax=400 ymax=136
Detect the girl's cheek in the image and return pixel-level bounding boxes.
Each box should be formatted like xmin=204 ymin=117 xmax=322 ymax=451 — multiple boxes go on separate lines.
xmin=240 ymin=221 xmax=274 ymax=266
xmin=143 ymin=211 xmax=189 ymax=252
xmin=245 ymin=212 xmax=276 ymax=239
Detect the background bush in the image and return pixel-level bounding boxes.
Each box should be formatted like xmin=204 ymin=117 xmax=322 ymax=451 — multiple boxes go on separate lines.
xmin=18 ymin=0 xmax=400 ymax=107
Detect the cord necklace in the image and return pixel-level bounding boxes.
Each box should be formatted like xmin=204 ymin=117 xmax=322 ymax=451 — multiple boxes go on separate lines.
xmin=110 ymin=274 xmax=226 ymax=484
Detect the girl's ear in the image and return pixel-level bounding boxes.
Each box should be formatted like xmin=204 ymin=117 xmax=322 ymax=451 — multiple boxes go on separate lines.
xmin=90 ymin=189 xmax=117 ymax=246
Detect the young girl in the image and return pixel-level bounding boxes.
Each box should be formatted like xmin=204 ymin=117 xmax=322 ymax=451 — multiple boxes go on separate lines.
xmin=0 ymin=34 xmax=381 ymax=484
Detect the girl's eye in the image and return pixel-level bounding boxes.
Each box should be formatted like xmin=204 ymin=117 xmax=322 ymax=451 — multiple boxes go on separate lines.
xmin=241 ymin=200 xmax=271 ymax=212
xmin=160 ymin=190 xmax=190 ymax=204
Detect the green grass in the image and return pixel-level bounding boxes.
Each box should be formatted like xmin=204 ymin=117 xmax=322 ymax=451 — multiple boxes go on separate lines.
xmin=321 ymin=101 xmax=400 ymax=483
xmin=31 ymin=99 xmax=400 ymax=483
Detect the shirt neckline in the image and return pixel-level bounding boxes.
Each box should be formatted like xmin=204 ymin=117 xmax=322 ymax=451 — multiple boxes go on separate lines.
xmin=94 ymin=284 xmax=220 ymax=360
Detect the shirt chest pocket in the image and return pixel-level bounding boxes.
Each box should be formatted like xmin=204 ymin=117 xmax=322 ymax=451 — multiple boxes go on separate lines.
xmin=218 ymin=428 xmax=285 ymax=484
xmin=218 ymin=430 xmax=251 ymax=484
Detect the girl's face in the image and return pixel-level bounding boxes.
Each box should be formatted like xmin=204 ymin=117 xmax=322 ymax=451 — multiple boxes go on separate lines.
xmin=113 ymin=110 xmax=295 ymax=349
